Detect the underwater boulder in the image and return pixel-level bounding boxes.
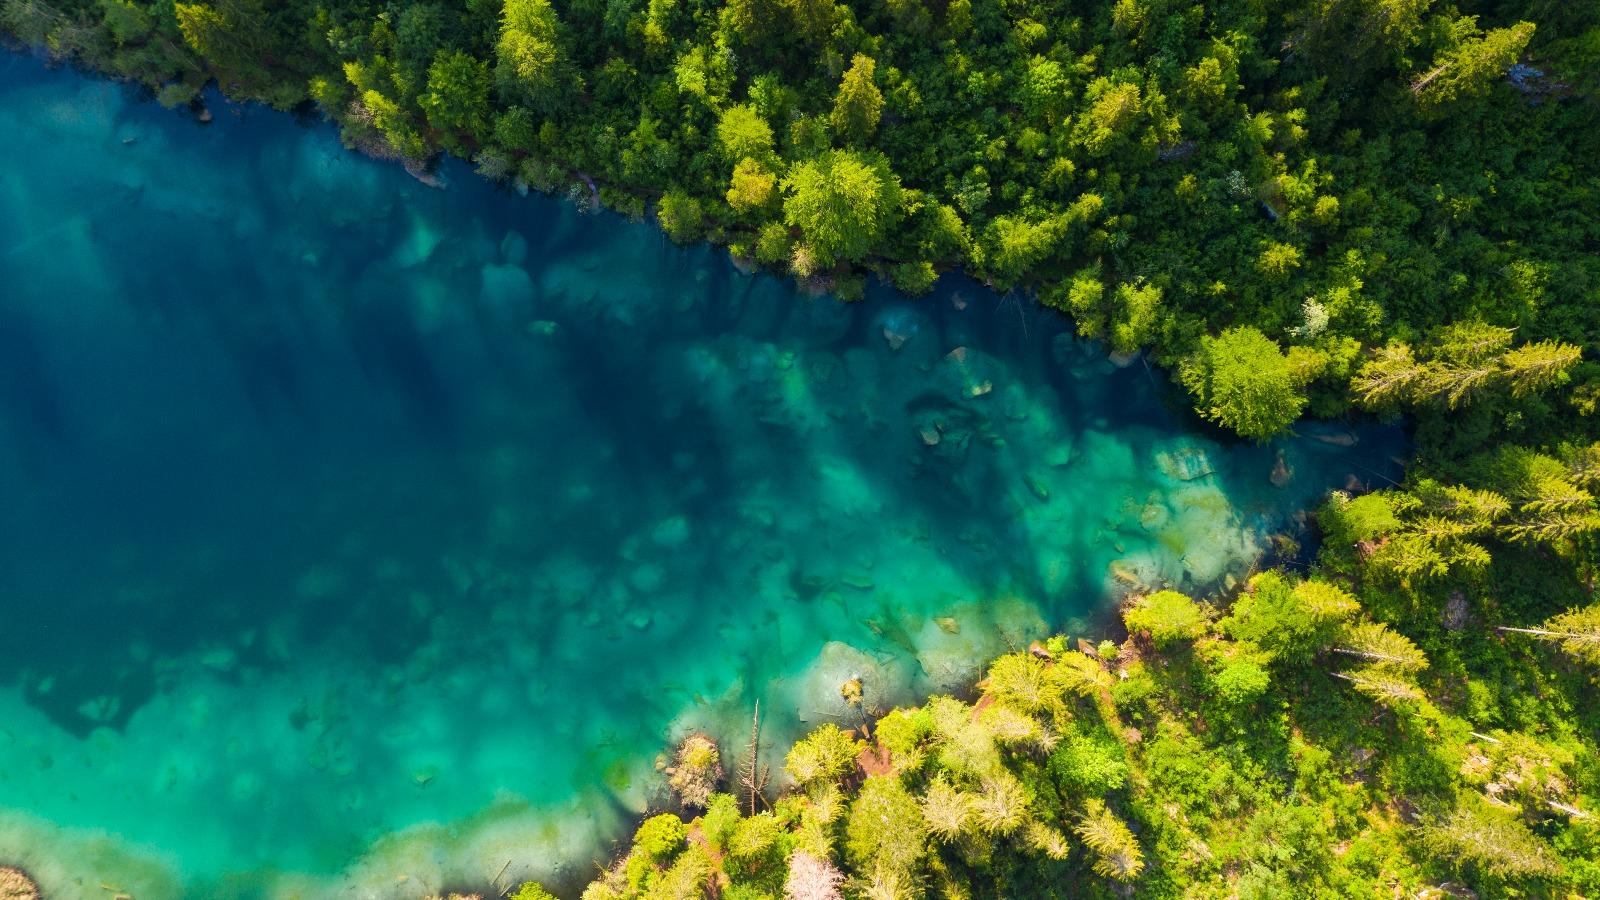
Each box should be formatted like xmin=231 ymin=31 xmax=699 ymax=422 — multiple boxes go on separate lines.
xmin=1154 ymin=438 xmax=1217 ymax=482
xmin=785 ymin=641 xmax=915 ymax=725
xmin=0 ymin=866 xmax=40 ymax=900
xmin=875 ymin=305 xmax=928 ymax=353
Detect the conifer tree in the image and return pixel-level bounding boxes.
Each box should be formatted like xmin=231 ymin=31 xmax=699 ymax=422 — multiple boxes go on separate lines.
xmin=1330 ymin=621 xmax=1428 ymax=671
xmin=1497 ymin=605 xmax=1600 ymax=666
xmin=1075 ymin=801 xmax=1144 ymax=881
xmin=1411 ymin=21 xmax=1536 ymax=114
xmin=829 ymin=54 xmax=882 ymax=142
xmin=1421 ymin=801 xmax=1563 ymax=879
xmin=496 ymin=0 xmax=564 ymax=108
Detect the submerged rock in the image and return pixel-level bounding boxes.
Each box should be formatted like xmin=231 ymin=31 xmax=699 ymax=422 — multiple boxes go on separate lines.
xmin=1155 ymin=442 xmax=1215 ymax=481
xmin=1270 ymin=451 xmax=1294 ymax=488
xmin=787 ymin=642 xmax=914 ymax=724
xmin=0 ymin=867 xmax=40 ymax=900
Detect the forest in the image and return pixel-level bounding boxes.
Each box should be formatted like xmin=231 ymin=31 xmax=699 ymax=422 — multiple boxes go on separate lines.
xmin=3 ymin=0 xmax=1599 ymax=895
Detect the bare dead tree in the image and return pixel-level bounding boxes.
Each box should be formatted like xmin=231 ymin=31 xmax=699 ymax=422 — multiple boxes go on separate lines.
xmin=737 ymin=700 xmax=771 ymax=815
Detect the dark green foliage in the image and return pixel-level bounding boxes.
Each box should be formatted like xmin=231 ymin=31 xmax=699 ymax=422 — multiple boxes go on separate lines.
xmin=10 ymin=0 xmax=1592 ymax=423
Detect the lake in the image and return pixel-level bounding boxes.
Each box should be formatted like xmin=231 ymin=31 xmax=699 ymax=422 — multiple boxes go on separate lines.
xmin=0 ymin=52 xmax=1402 ymax=899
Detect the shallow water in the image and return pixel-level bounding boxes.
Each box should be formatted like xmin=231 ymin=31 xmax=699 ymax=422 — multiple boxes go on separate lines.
xmin=0 ymin=52 xmax=1402 ymax=898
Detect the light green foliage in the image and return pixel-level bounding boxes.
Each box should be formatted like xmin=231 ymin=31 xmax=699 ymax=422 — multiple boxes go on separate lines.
xmin=982 ymin=654 xmax=1054 ymax=714
xmin=784 ymin=724 xmax=860 ymax=787
xmin=715 ymin=104 xmax=775 ymax=161
xmin=873 ymin=706 xmax=933 ymax=760
xmin=781 ymin=150 xmax=902 ymax=266
xmin=1075 ymin=800 xmax=1143 ymax=881
xmin=700 ymin=793 xmax=742 ymax=851
xmin=726 ymin=158 xmax=776 ymax=213
xmin=1072 ymin=77 xmax=1144 ymax=156
xmin=1180 ymin=326 xmax=1308 ymax=440
xmin=1124 ymin=590 xmax=1207 ymax=646
xmin=1355 ymin=327 xmax=1582 ymax=411
xmin=1109 ymin=281 xmax=1161 ymax=354
xmin=1049 ymin=734 xmax=1128 ymax=792
xmin=1319 ymin=491 xmax=1402 ymax=547
xmin=918 ymin=774 xmax=973 ymax=841
xmin=845 ymin=776 xmax=927 ymax=879
xmin=829 ymin=54 xmax=882 ymax=141
xmin=1332 ymin=621 xmax=1428 ymax=671
xmin=927 ymin=695 xmax=1001 ymax=776
xmin=1505 ymin=604 xmax=1600 ymax=666
xmin=496 ymin=0 xmax=563 ymax=103
xmin=1223 ymin=573 xmax=1357 ymax=660
xmin=1412 ymin=21 xmax=1536 ymax=114
xmin=970 ymin=772 xmax=1029 ymax=835
xmin=656 ymin=191 xmax=703 ymax=242
xmin=633 ymin=812 xmax=688 ymax=860
xmin=728 ymin=811 xmax=783 ymax=859
xmin=1208 ymin=652 xmax=1270 ymax=705
xmin=510 ymin=882 xmax=558 ymax=900
xmin=624 ymin=813 xmax=690 ymax=890
xmin=1422 ymin=800 xmax=1564 ymax=880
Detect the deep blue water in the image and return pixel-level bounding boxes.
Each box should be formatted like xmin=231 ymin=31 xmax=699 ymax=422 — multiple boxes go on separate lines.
xmin=0 ymin=52 xmax=1402 ymax=898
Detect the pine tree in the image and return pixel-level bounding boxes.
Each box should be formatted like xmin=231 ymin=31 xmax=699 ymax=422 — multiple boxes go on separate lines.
xmin=1411 ymin=22 xmax=1537 ymax=115
xmin=918 ymin=775 xmax=973 ymax=842
xmin=1330 ymin=621 xmax=1428 ymax=671
xmin=829 ymin=54 xmax=883 ymax=142
xmin=1353 ymin=342 xmax=1429 ymax=409
xmin=1332 ymin=664 xmax=1426 ymax=706
xmin=1501 ymin=340 xmax=1583 ymax=397
xmin=1075 ymin=801 xmax=1144 ymax=881
xmin=970 ymin=773 xmax=1029 ymax=836
xmin=1498 ymin=605 xmax=1600 ymax=666
xmin=496 ymin=0 xmax=564 ymax=108
xmin=1421 ymin=801 xmax=1563 ymax=879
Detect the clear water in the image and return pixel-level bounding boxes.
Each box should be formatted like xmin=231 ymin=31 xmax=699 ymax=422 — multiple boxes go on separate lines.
xmin=0 ymin=53 xmax=1403 ymax=899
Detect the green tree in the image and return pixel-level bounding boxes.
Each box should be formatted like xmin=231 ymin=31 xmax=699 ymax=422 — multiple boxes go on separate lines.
xmin=1421 ymin=801 xmax=1563 ymax=880
xmin=845 ymin=776 xmax=927 ymax=880
xmin=715 ymin=104 xmax=775 ymax=161
xmin=420 ymin=50 xmax=491 ymax=141
xmin=1223 ymin=573 xmax=1358 ymax=661
xmin=1330 ymin=621 xmax=1428 ymax=671
xmin=785 ymin=724 xmax=861 ymax=787
xmin=657 ymin=190 xmax=703 ymax=243
xmin=174 ymin=0 xmax=277 ymax=88
xmin=781 ymin=150 xmax=902 ymax=267
xmin=1498 ymin=605 xmax=1600 ymax=666
xmin=1076 ymin=800 xmax=1143 ymax=881
xmin=1411 ymin=21 xmax=1536 ymax=115
xmin=1180 ymin=326 xmax=1308 ymax=441
xmin=1124 ymin=590 xmax=1208 ymax=647
xmin=1502 ymin=341 xmax=1583 ymax=397
xmin=829 ymin=53 xmax=882 ymax=142
xmin=496 ymin=0 xmax=564 ymax=107
xmin=726 ymin=158 xmax=777 ymax=213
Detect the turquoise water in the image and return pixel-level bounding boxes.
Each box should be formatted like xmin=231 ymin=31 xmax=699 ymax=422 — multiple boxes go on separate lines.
xmin=0 ymin=53 xmax=1402 ymax=898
